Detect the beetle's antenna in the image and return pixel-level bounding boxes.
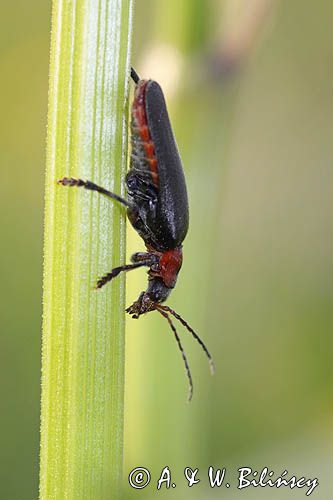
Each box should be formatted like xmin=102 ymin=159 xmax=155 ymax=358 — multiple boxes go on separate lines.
xmin=158 ymin=305 xmax=215 ymax=376
xmin=156 ymin=307 xmax=193 ymax=402
xmin=131 ymin=67 xmax=140 ymax=84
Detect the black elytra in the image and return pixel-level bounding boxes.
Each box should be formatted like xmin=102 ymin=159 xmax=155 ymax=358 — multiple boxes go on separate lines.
xmin=58 ymin=67 xmax=214 ymax=400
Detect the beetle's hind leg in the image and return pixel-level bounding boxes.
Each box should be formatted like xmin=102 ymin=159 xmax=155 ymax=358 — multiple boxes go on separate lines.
xmin=58 ymin=177 xmax=131 ymax=208
xmin=95 ymin=259 xmax=153 ymax=290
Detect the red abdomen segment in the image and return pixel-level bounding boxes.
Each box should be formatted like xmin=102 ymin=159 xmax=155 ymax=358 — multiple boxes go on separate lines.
xmin=148 ymin=246 xmax=183 ymax=288
xmin=131 ymin=80 xmax=158 ymax=187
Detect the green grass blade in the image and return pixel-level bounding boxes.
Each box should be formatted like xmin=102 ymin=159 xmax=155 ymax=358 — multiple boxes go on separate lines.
xmin=40 ymin=1 xmax=133 ymax=498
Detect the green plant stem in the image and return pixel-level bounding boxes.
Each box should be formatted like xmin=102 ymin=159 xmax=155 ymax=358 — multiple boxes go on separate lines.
xmin=40 ymin=1 xmax=133 ymax=498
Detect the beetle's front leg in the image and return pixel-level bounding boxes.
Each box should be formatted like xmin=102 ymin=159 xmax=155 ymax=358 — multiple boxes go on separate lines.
xmin=131 ymin=252 xmax=158 ymax=265
xmin=95 ymin=260 xmax=152 ymax=290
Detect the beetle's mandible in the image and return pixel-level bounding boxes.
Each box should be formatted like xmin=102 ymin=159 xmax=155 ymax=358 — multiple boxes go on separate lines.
xmin=58 ymin=67 xmax=214 ymax=400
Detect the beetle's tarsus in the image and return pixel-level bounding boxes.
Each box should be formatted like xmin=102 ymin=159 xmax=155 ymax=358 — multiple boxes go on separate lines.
xmin=96 ymin=261 xmax=152 ymax=290
xmin=57 ymin=177 xmax=85 ymax=187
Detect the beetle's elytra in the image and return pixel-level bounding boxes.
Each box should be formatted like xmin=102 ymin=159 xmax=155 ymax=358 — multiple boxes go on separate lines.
xmin=58 ymin=67 xmax=214 ymax=400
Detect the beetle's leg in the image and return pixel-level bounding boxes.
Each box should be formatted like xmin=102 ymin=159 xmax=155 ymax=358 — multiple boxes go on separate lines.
xmin=126 ymin=172 xmax=157 ymax=203
xmin=125 ymin=292 xmax=145 ymax=318
xmin=131 ymin=252 xmax=158 ymax=264
xmin=95 ymin=260 xmax=152 ymax=290
xmin=131 ymin=252 xmax=149 ymax=263
xmin=58 ymin=177 xmax=131 ymax=208
xmin=131 ymin=67 xmax=140 ymax=84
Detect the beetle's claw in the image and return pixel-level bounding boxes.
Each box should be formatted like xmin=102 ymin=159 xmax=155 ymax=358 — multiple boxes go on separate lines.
xmin=57 ymin=176 xmax=84 ymax=187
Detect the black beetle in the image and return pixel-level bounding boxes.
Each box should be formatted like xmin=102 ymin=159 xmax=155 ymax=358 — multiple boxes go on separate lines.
xmin=58 ymin=67 xmax=214 ymax=400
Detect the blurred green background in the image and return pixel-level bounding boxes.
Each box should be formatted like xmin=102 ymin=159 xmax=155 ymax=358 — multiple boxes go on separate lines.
xmin=1 ymin=0 xmax=333 ymax=498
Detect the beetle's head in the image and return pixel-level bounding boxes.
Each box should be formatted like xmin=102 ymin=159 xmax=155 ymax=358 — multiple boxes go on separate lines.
xmin=126 ymin=278 xmax=171 ymax=318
